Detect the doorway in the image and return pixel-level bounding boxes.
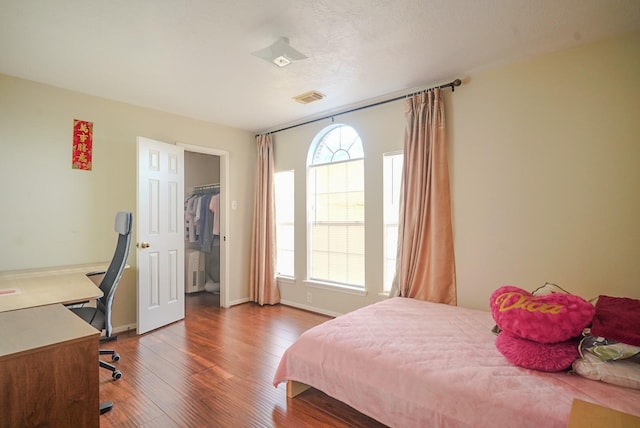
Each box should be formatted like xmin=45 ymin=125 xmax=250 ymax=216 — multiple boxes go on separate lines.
xmin=137 ymin=138 xmax=230 ymax=334
xmin=179 ymin=143 xmax=230 ymax=310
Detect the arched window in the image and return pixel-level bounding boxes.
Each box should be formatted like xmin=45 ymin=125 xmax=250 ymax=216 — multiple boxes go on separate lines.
xmin=307 ymin=124 xmax=365 ymax=288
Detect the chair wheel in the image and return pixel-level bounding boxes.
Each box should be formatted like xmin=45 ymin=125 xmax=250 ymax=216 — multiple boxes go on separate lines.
xmin=113 ymin=370 xmax=122 ymax=380
xmin=112 ymin=353 xmax=120 ymax=362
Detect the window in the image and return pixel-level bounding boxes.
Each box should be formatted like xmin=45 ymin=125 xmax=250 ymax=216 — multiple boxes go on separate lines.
xmin=307 ymin=125 xmax=365 ymax=288
xmin=383 ymin=152 xmax=403 ymax=293
xmin=274 ymin=170 xmax=294 ymax=277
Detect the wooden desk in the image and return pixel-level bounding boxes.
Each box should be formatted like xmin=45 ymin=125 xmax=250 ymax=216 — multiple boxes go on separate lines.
xmin=0 ymin=263 xmax=106 ymax=312
xmin=0 ymin=304 xmax=100 ymax=427
xmin=0 ymin=264 xmax=107 ymax=427
xmin=568 ymin=399 xmax=640 ymax=427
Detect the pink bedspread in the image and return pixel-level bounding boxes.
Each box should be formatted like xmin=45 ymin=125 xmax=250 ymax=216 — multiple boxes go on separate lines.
xmin=273 ymin=297 xmax=640 ymax=427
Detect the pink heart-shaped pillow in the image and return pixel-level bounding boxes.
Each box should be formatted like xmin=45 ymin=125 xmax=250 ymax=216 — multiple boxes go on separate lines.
xmin=490 ymin=285 xmax=594 ymax=343
xmin=496 ymin=332 xmax=579 ymax=372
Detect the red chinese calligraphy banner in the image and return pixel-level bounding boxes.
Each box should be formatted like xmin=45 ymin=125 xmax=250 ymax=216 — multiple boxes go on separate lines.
xmin=72 ymin=119 xmax=93 ymax=170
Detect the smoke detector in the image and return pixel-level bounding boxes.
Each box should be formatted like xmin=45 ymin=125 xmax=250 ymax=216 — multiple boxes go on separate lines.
xmin=293 ymin=90 xmax=325 ymax=104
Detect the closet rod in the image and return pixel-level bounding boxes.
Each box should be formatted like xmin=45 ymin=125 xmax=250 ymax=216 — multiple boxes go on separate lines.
xmin=257 ymin=78 xmax=462 ymax=136
xmin=192 ymin=183 xmax=220 ymax=194
xmin=193 ymin=183 xmax=219 ymax=190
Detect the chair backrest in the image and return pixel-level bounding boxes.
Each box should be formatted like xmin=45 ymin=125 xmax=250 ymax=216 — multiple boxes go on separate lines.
xmin=97 ymin=211 xmax=133 ymax=337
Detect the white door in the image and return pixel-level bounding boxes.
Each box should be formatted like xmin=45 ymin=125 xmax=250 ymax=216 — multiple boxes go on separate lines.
xmin=136 ymin=136 xmax=185 ymax=334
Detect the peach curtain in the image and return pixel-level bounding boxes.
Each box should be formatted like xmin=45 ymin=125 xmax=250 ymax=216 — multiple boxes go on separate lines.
xmin=249 ymin=134 xmax=280 ymax=305
xmin=391 ymin=89 xmax=457 ymax=304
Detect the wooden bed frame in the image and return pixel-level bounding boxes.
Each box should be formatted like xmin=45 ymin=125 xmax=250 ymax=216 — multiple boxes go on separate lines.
xmin=286 ymin=380 xmax=310 ymax=398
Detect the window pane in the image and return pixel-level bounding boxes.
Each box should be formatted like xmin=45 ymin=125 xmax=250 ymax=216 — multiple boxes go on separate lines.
xmin=311 ymin=224 xmax=329 ymax=250
xmin=327 ymin=162 xmax=348 ymax=193
xmin=328 ymin=225 xmax=348 ymax=253
xmin=323 ymin=131 xmax=341 ymax=153
xmin=277 ymin=224 xmax=294 ymax=250
xmin=275 ymin=170 xmax=294 ymax=277
xmin=346 ymin=160 xmax=364 ymax=192
xmin=383 ymin=153 xmax=403 ymax=292
xmin=312 ymin=164 xmax=329 ymax=194
xmin=347 ymin=224 xmax=365 ymax=255
xmin=347 ymin=253 xmax=365 ymax=286
xmin=311 ymin=250 xmax=328 ymax=279
xmin=327 ymin=192 xmax=348 ymax=221
xmin=307 ymin=125 xmax=366 ymax=288
xmin=314 ymin=193 xmax=331 ymax=222
xmin=384 ymin=259 xmax=396 ymax=290
xmin=277 ymin=249 xmax=294 ymax=276
xmin=384 ymin=224 xmax=398 ymax=259
xmin=328 ymin=251 xmax=348 ymax=283
xmin=348 ymin=191 xmax=365 ymax=222
xmin=311 ymin=125 xmax=363 ymax=166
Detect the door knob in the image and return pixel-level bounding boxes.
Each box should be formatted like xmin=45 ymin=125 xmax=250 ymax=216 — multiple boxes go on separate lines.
xmin=137 ymin=242 xmax=151 ymax=248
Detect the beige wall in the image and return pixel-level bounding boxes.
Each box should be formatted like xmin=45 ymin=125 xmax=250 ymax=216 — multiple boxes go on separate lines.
xmin=185 ymin=151 xmax=220 ymax=192
xmin=452 ymin=32 xmax=640 ymax=309
xmin=2 ymin=31 xmax=638 ymax=323
xmin=274 ymin=32 xmax=640 ymax=314
xmin=0 ymin=75 xmax=256 ymax=328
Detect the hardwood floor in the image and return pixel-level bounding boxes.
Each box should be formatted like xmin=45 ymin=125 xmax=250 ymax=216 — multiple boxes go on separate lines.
xmin=99 ymin=292 xmax=387 ymax=427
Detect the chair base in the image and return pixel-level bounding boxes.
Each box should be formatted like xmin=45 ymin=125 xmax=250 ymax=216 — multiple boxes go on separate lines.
xmin=99 ymin=349 xmax=120 ymax=361
xmin=100 ymin=334 xmax=118 ymax=344
xmin=100 ymin=401 xmax=114 ymax=415
xmin=100 ymin=359 xmax=122 ymax=380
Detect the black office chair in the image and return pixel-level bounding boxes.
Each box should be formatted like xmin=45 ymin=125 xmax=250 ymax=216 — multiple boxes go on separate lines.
xmin=70 ymin=211 xmax=132 ymax=384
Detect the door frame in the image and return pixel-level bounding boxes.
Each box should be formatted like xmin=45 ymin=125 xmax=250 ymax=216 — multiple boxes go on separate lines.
xmin=178 ymin=142 xmax=230 ymax=309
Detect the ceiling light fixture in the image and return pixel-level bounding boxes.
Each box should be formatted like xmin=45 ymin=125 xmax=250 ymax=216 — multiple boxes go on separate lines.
xmin=251 ymin=37 xmax=309 ymax=67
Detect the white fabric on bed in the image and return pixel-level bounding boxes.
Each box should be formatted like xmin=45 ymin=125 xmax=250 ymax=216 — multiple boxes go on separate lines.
xmin=273 ymin=297 xmax=640 ymax=427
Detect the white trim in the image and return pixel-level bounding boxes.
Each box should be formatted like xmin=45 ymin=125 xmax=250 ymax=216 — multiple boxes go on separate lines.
xmin=111 ymin=323 xmax=137 ymax=335
xmin=280 ymin=299 xmax=343 ymax=318
xmin=383 ymin=149 xmax=404 ymax=157
xmin=177 ymin=142 xmax=228 ymax=157
xmin=176 ymin=142 xmax=231 ymax=309
xmin=229 ymin=297 xmax=250 ymax=306
xmin=274 ymin=170 xmax=296 ymax=278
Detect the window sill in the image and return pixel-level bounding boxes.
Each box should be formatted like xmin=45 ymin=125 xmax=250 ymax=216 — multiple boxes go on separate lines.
xmin=303 ymin=280 xmax=367 ymax=296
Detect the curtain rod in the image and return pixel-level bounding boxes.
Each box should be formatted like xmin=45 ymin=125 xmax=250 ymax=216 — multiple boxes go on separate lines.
xmin=258 ymin=78 xmax=462 ymax=136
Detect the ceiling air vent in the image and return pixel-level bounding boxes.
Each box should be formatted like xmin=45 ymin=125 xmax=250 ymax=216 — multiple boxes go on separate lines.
xmin=293 ymin=90 xmax=325 ymax=104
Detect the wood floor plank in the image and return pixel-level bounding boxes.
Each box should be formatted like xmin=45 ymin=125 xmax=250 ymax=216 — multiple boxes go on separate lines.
xmin=98 ymin=293 xmax=387 ymax=427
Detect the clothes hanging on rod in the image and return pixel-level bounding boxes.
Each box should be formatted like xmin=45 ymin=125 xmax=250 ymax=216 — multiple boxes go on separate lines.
xmin=185 ymin=183 xmax=220 ymax=253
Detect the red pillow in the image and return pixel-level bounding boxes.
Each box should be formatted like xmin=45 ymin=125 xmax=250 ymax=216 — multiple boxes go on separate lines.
xmin=490 ymin=285 xmax=594 ymax=344
xmin=496 ymin=332 xmax=579 ymax=372
xmin=590 ymin=295 xmax=640 ymax=346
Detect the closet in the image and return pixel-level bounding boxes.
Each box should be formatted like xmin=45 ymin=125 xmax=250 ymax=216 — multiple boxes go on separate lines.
xmin=184 ymin=151 xmax=221 ymax=299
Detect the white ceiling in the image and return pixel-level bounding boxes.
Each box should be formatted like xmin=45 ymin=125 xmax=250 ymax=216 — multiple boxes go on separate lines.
xmin=1 ymin=0 xmax=639 ymax=132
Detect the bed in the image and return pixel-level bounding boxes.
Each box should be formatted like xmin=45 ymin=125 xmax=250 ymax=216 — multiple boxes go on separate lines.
xmin=273 ymin=297 xmax=640 ymax=427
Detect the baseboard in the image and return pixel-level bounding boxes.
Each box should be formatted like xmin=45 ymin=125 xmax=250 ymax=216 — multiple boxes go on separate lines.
xmin=111 ymin=323 xmax=137 ymax=335
xmin=228 ymin=297 xmax=250 ymax=307
xmin=280 ymin=299 xmax=343 ymax=318
xmin=108 ymin=298 xmax=319 ymax=334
